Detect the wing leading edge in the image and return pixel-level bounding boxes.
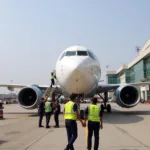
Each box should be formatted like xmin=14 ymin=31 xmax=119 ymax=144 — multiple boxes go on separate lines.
xmin=0 ymin=84 xmax=60 ymax=91
xmin=96 ymin=82 xmax=150 ymax=94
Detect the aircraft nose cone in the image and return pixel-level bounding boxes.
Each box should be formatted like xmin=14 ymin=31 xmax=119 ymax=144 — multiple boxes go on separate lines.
xmin=69 ymin=62 xmax=82 ymax=76
xmin=56 ymin=57 xmax=98 ymax=95
xmin=63 ymin=61 xmax=93 ymax=94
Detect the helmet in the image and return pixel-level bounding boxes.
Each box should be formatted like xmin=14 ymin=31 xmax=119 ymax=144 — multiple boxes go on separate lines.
xmin=47 ymin=97 xmax=51 ymax=101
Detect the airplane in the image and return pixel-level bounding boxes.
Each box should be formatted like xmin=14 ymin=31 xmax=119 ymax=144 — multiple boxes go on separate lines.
xmin=0 ymin=45 xmax=150 ymax=112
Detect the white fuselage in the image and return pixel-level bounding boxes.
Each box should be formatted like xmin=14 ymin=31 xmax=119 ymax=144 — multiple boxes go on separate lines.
xmin=56 ymin=45 xmax=101 ymax=96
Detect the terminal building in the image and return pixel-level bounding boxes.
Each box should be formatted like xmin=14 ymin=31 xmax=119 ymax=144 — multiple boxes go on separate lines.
xmin=106 ymin=40 xmax=150 ymax=100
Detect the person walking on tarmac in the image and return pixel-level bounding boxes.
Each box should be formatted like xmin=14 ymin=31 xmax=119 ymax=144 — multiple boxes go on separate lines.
xmin=53 ymin=100 xmax=61 ymax=128
xmin=45 ymin=98 xmax=53 ymax=128
xmin=84 ymin=97 xmax=103 ymax=150
xmin=50 ymin=72 xmax=55 ymax=88
xmin=38 ymin=98 xmax=45 ymax=127
xmin=64 ymin=94 xmax=86 ymax=150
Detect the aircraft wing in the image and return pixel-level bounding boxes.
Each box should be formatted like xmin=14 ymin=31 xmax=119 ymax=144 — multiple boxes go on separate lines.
xmin=96 ymin=82 xmax=150 ymax=93
xmin=0 ymin=84 xmax=27 ymax=88
xmin=0 ymin=84 xmax=60 ymax=91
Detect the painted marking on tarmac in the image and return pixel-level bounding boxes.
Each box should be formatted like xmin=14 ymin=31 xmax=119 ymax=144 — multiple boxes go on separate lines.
xmin=85 ymin=127 xmax=88 ymax=148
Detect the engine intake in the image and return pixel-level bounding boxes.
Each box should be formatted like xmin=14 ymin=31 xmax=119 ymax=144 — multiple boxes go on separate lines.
xmin=115 ymin=85 xmax=140 ymax=108
xmin=17 ymin=85 xmax=43 ymax=109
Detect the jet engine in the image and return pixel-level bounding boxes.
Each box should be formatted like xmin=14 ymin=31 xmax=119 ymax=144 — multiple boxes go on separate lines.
xmin=114 ymin=85 xmax=140 ymax=108
xmin=17 ymin=85 xmax=43 ymax=109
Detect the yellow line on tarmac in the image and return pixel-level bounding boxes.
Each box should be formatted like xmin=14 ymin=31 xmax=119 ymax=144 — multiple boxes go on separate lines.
xmin=85 ymin=127 xmax=88 ymax=148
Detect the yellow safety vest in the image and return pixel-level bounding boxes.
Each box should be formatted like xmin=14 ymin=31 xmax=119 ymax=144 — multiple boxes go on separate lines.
xmin=88 ymin=104 xmax=100 ymax=122
xmin=64 ymin=101 xmax=76 ymax=120
xmin=45 ymin=101 xmax=52 ymax=113
xmin=51 ymin=75 xmax=54 ymax=79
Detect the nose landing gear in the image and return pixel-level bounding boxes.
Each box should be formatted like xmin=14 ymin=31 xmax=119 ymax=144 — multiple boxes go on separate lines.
xmin=101 ymin=104 xmax=111 ymax=113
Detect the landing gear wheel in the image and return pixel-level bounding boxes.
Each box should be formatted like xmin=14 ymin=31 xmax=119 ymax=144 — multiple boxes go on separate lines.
xmin=107 ymin=104 xmax=111 ymax=113
xmin=100 ymin=104 xmax=104 ymax=112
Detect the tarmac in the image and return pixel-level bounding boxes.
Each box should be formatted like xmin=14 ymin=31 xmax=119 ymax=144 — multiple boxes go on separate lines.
xmin=0 ymin=103 xmax=150 ymax=150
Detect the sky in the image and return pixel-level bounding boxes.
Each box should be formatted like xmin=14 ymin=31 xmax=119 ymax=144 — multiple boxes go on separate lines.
xmin=0 ymin=0 xmax=150 ymax=93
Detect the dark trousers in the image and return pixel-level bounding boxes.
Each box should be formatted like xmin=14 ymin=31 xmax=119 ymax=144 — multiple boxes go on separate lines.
xmin=65 ymin=120 xmax=78 ymax=150
xmin=54 ymin=113 xmax=59 ymax=126
xmin=38 ymin=112 xmax=44 ymax=127
xmin=50 ymin=79 xmax=55 ymax=87
xmin=45 ymin=112 xmax=51 ymax=127
xmin=87 ymin=121 xmax=100 ymax=150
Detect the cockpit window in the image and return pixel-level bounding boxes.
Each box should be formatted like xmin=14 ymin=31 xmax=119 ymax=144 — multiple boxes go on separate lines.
xmin=59 ymin=52 xmax=66 ymax=60
xmin=65 ymin=51 xmax=76 ymax=56
xmin=77 ymin=51 xmax=88 ymax=56
xmin=88 ymin=51 xmax=95 ymax=60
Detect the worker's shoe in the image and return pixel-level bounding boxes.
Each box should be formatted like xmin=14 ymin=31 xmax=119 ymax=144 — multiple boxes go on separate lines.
xmin=54 ymin=125 xmax=59 ymax=128
xmin=39 ymin=125 xmax=44 ymax=128
xmin=64 ymin=147 xmax=74 ymax=150
xmin=46 ymin=125 xmax=50 ymax=128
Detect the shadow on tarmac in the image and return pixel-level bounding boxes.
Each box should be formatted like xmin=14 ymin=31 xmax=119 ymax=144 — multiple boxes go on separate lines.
xmin=0 ymin=140 xmax=8 ymax=145
xmin=4 ymin=112 xmax=37 ymax=114
xmin=103 ymin=108 xmax=150 ymax=124
xmin=28 ymin=114 xmax=38 ymax=117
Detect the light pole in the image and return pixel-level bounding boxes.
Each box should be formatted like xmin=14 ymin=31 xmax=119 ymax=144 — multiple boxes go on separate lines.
xmin=136 ymin=46 xmax=140 ymax=55
xmin=105 ymin=65 xmax=109 ymax=83
xmin=10 ymin=80 xmax=13 ymax=95
xmin=10 ymin=80 xmax=13 ymax=84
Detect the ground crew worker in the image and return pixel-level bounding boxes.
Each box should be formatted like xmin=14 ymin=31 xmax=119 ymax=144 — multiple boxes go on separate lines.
xmin=53 ymin=100 xmax=61 ymax=128
xmin=50 ymin=72 xmax=55 ymax=87
xmin=38 ymin=98 xmax=45 ymax=127
xmin=84 ymin=97 xmax=103 ymax=150
xmin=64 ymin=94 xmax=86 ymax=150
xmin=45 ymin=99 xmax=52 ymax=128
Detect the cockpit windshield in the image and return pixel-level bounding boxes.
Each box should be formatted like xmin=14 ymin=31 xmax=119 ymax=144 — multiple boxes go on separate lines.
xmin=59 ymin=52 xmax=66 ymax=60
xmin=65 ymin=51 xmax=76 ymax=56
xmin=77 ymin=51 xmax=88 ymax=56
xmin=59 ymin=50 xmax=95 ymax=61
xmin=88 ymin=51 xmax=95 ymax=60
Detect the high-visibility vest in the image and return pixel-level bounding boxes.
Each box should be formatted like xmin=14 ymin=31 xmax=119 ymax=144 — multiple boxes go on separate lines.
xmin=45 ymin=101 xmax=52 ymax=113
xmin=88 ymin=104 xmax=100 ymax=122
xmin=64 ymin=101 xmax=76 ymax=120
xmin=51 ymin=75 xmax=54 ymax=79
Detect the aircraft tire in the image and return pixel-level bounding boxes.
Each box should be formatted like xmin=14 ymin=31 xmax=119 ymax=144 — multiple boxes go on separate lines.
xmin=107 ymin=104 xmax=111 ymax=113
xmin=100 ymin=104 xmax=104 ymax=112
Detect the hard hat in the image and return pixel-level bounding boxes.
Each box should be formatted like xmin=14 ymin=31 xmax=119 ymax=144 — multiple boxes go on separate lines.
xmin=47 ymin=97 xmax=51 ymax=101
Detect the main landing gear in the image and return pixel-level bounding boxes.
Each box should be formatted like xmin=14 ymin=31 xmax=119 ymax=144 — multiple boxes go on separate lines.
xmin=99 ymin=92 xmax=111 ymax=113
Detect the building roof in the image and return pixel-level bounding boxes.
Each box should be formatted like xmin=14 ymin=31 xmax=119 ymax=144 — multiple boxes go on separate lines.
xmin=106 ymin=40 xmax=150 ymax=75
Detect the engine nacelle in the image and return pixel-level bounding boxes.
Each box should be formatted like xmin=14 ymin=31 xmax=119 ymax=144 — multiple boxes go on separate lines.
xmin=17 ymin=85 xmax=43 ymax=109
xmin=114 ymin=85 xmax=140 ymax=108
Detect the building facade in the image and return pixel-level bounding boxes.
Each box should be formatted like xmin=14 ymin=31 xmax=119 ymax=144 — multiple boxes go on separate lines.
xmin=106 ymin=40 xmax=150 ymax=100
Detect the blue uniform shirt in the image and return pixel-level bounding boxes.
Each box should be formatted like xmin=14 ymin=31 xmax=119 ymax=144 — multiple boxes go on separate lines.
xmin=38 ymin=101 xmax=45 ymax=113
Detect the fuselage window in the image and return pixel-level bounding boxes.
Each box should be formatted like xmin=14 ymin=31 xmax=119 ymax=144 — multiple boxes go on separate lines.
xmin=59 ymin=52 xmax=66 ymax=61
xmin=77 ymin=51 xmax=88 ymax=56
xmin=88 ymin=51 xmax=95 ymax=60
xmin=65 ymin=51 xmax=76 ymax=56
